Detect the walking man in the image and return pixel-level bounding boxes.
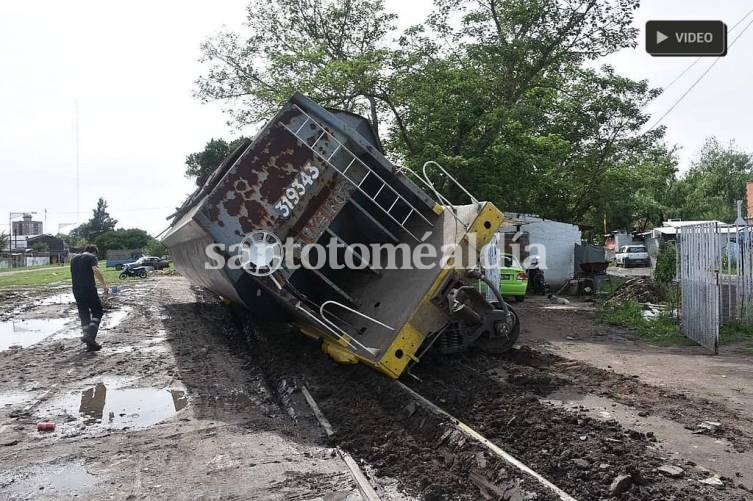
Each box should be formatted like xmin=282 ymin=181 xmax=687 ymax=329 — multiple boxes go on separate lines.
xmin=71 ymin=244 xmax=108 ymax=351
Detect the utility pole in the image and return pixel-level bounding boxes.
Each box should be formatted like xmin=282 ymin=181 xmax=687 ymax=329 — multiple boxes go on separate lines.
xmin=75 ymin=99 xmax=80 ymax=224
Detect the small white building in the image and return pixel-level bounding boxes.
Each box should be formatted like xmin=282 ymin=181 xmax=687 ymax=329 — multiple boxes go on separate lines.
xmin=500 ymin=213 xmax=582 ymax=288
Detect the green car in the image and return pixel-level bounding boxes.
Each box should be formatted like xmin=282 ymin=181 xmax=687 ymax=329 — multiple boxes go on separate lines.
xmin=479 ymin=254 xmax=529 ymax=302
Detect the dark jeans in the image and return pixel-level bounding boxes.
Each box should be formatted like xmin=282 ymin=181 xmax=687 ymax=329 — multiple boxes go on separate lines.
xmin=73 ymin=288 xmax=103 ymax=338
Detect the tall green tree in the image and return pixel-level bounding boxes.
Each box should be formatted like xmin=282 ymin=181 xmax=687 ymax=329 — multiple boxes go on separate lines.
xmin=70 ymin=197 xmax=118 ymax=242
xmin=669 ymin=138 xmax=753 ymax=222
xmin=387 ymin=0 xmax=669 ymax=230
xmin=195 ymin=0 xmax=398 ymax=137
xmin=185 ymin=137 xmax=248 ymax=186
xmin=0 ymin=231 xmax=8 ymax=251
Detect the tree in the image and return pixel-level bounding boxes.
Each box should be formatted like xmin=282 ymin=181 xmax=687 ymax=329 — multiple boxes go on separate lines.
xmin=195 ymin=0 xmax=399 ymax=137
xmin=94 ymin=229 xmax=152 ymax=256
xmin=145 ymin=239 xmax=168 ymax=257
xmin=194 ymin=0 xmax=675 ymax=231
xmin=0 ymin=231 xmax=7 ymax=252
xmin=31 ymin=242 xmax=49 ymax=253
xmin=668 ymin=138 xmax=753 ymax=222
xmin=386 ymin=0 xmax=668 ymax=230
xmin=185 ymin=137 xmax=248 ymax=186
xmin=57 ymin=232 xmax=83 ymax=250
xmin=70 ymin=198 xmax=118 ymax=242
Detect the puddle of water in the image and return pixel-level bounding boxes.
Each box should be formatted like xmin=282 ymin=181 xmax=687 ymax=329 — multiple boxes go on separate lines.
xmin=0 ymin=318 xmax=69 ymax=351
xmin=0 ymin=460 xmax=97 ymax=497
xmin=39 ymin=292 xmax=76 ymax=305
xmin=52 ymin=307 xmax=131 ymax=340
xmin=100 ymin=307 xmax=130 ymax=331
xmin=47 ymin=382 xmax=188 ymax=429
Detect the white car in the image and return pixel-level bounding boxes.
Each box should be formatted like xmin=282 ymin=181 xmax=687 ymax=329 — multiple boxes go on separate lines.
xmin=615 ymin=245 xmax=651 ymax=268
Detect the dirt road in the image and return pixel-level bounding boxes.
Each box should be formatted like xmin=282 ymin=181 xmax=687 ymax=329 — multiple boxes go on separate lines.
xmin=0 ymin=277 xmax=363 ymax=500
xmin=1 ymin=276 xmax=752 ymax=499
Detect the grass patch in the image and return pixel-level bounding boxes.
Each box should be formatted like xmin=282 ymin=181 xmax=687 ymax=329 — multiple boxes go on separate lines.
xmin=0 ymin=267 xmax=73 ymax=288
xmin=598 ymin=299 xmax=692 ymax=345
xmin=0 ymin=263 xmax=63 ymax=274
xmin=594 ymin=276 xmax=627 ymax=297
xmin=0 ymin=265 xmax=148 ymax=289
xmin=719 ymin=321 xmax=753 ymax=344
xmin=720 ymin=321 xmax=753 ymax=354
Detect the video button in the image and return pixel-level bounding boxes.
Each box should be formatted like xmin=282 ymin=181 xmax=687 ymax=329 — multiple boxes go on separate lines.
xmin=646 ymin=20 xmax=727 ymax=57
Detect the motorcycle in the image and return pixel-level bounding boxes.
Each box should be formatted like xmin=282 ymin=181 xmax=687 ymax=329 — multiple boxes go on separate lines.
xmin=526 ymin=257 xmax=549 ymax=295
xmin=119 ymin=265 xmax=148 ymax=279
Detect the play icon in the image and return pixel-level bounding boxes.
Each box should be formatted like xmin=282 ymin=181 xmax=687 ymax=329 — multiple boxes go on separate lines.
xmin=646 ymin=20 xmax=727 ymax=56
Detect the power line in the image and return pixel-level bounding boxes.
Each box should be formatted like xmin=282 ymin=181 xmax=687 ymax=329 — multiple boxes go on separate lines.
xmin=659 ymin=7 xmax=753 ymax=95
xmin=645 ymin=15 xmax=753 ymax=133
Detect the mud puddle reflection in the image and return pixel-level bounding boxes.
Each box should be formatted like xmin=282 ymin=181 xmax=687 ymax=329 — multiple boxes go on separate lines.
xmin=0 ymin=318 xmax=69 ymax=351
xmin=47 ymin=382 xmax=188 ymax=429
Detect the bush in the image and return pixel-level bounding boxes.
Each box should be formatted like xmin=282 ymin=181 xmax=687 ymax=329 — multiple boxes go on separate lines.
xmin=654 ymin=243 xmax=676 ymax=285
xmin=145 ymin=239 xmax=168 ymax=257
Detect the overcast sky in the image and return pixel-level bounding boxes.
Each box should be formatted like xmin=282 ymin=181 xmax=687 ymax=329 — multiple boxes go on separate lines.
xmin=1 ymin=0 xmax=751 ymax=237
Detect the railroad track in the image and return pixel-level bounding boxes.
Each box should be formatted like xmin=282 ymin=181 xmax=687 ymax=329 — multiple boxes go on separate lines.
xmin=395 ymin=381 xmax=576 ymax=501
xmin=301 ymin=380 xmax=576 ymax=500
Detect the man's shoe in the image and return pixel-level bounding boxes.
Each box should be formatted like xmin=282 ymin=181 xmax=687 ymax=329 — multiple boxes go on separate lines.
xmin=80 ymin=324 xmax=93 ymax=344
xmin=81 ymin=326 xmax=99 ymax=351
xmin=85 ymin=341 xmax=102 ymax=352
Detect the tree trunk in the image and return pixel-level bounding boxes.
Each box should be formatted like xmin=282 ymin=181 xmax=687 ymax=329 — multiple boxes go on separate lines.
xmin=367 ymin=95 xmax=380 ymax=139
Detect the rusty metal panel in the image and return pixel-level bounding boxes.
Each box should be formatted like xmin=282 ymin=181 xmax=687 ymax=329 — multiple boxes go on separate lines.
xmin=162 ymin=93 xmax=511 ymax=378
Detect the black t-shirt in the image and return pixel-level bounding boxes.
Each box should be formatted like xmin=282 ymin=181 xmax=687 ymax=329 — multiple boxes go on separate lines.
xmin=71 ymin=252 xmax=98 ymax=293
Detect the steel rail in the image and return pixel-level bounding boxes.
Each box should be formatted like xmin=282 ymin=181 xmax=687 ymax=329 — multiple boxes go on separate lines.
xmin=395 ymin=381 xmax=577 ymax=501
xmin=301 ymin=385 xmax=381 ymax=501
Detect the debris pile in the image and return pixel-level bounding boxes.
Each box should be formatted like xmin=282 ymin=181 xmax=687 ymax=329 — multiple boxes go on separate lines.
xmin=152 ymin=268 xmax=178 ymax=276
xmin=604 ymin=277 xmax=665 ymax=305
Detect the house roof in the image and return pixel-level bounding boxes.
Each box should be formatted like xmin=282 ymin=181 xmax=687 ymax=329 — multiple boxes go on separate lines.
xmin=646 ymin=220 xmax=743 ymax=236
xmin=662 ymin=220 xmax=726 ymax=228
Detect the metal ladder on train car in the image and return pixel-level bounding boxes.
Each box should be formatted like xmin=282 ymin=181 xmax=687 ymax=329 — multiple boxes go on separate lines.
xmin=280 ymin=105 xmax=433 ymax=242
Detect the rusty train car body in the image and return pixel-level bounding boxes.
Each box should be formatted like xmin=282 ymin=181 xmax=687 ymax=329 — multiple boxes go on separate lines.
xmin=163 ymin=94 xmax=519 ymax=378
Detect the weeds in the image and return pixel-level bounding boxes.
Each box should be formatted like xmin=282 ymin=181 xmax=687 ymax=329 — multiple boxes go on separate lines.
xmin=719 ymin=321 xmax=753 ymax=354
xmin=596 ymin=276 xmax=627 ymax=296
xmin=598 ymin=300 xmax=692 ymax=345
xmin=719 ymin=321 xmax=753 ymax=343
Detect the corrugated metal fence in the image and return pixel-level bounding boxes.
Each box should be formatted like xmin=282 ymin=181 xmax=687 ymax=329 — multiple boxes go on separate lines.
xmin=677 ymin=222 xmax=753 ymax=352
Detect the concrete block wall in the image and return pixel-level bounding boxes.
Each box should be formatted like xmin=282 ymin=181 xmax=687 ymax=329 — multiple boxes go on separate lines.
xmin=525 ymin=221 xmax=580 ymax=287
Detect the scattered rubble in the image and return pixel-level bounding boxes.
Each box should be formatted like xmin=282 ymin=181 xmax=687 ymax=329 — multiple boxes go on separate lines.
xmin=657 ymin=465 xmax=684 ymax=478
xmin=609 ymin=474 xmax=632 ymax=496
xmin=604 ymin=277 xmax=666 ymax=305
xmin=700 ymin=476 xmax=724 ymax=487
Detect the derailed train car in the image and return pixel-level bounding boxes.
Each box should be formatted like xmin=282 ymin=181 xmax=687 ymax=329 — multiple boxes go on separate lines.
xmin=163 ymin=93 xmax=519 ymax=378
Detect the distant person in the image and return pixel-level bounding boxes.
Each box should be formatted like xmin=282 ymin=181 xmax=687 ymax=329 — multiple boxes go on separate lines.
xmin=71 ymin=244 xmax=108 ymax=351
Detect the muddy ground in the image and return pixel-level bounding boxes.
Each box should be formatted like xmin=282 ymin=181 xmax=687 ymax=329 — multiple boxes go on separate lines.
xmin=0 ymin=275 xmax=752 ymax=500
xmin=0 ymin=278 xmax=362 ymax=500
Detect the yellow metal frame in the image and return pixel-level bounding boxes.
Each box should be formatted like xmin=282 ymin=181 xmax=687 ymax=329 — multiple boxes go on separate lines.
xmin=302 ymin=202 xmax=504 ymax=378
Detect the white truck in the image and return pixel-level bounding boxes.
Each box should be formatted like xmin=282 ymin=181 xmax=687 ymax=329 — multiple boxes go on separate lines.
xmin=615 ymin=244 xmax=651 ymax=268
